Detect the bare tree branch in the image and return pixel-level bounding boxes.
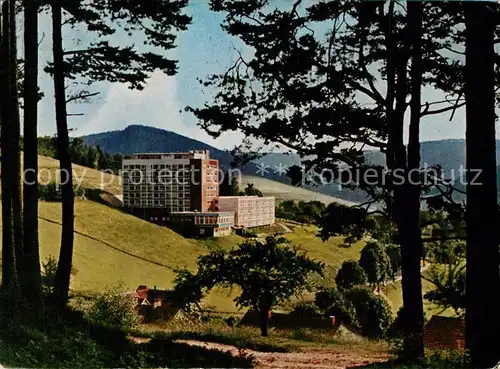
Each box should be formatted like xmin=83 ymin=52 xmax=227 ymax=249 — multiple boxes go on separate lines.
xmin=66 ymin=91 xmax=99 ymax=104
xmin=420 ymin=102 xmax=466 ymax=118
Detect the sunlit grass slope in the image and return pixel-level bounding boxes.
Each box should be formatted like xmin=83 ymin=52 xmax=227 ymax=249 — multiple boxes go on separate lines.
xmin=0 ymin=156 xmax=369 ymax=312
xmin=38 ymin=155 xmax=122 ymax=195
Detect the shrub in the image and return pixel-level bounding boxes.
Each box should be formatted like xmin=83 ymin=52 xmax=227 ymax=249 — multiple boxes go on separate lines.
xmin=345 ymin=287 xmax=393 ymax=339
xmin=41 ymin=255 xmax=78 ymax=295
xmin=314 ymin=287 xmax=356 ymax=325
xmin=84 ymin=285 xmax=141 ymax=330
xmin=74 ymin=185 xmax=86 ymax=199
xmin=38 ymin=182 xmax=86 ymax=201
xmin=290 ymin=301 xmax=321 ymax=318
xmin=388 ymin=306 xmax=406 ymax=340
xmin=243 ymin=229 xmax=258 ymax=238
xmin=0 ymin=323 xmax=115 ymax=368
xmin=423 ymin=349 xmax=469 ymax=369
xmin=38 ymin=182 xmax=61 ymax=201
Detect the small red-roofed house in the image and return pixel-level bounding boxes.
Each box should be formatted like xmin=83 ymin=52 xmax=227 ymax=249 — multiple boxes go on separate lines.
xmin=125 ymin=285 xmax=194 ymax=323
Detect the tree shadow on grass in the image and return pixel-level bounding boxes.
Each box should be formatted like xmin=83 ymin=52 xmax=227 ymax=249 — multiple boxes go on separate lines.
xmin=137 ymin=338 xmax=254 ymax=368
xmin=160 ymin=330 xmax=290 ymax=353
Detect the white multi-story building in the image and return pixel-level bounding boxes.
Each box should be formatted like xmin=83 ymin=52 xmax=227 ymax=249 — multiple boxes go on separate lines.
xmin=122 ymin=150 xmax=219 ymax=216
xmin=215 ymin=196 xmax=275 ymax=228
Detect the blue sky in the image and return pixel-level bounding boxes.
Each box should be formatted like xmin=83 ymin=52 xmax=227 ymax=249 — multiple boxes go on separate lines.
xmin=33 ymin=2 xmax=477 ymax=151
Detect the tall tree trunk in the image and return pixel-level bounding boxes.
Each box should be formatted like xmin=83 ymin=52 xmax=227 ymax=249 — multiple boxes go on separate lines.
xmin=398 ymin=1 xmax=424 ymax=361
xmin=259 ymin=308 xmax=269 ymax=337
xmin=22 ymin=0 xmax=42 ymax=306
xmin=51 ymin=3 xmax=75 ymax=308
xmin=385 ymin=2 xmax=424 ymax=361
xmin=0 ymin=0 xmax=18 ymax=296
xmin=464 ymin=3 xmax=500 ymax=368
xmin=8 ymin=0 xmax=23 ymax=288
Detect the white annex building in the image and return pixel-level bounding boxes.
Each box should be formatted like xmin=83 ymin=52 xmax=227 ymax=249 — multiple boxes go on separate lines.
xmin=215 ymin=196 xmax=275 ymax=228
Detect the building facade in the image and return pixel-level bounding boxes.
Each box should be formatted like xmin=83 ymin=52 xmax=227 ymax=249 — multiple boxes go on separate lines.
xmin=215 ymin=196 xmax=275 ymax=228
xmin=122 ymin=151 xmax=219 ymax=219
xmin=167 ymin=211 xmax=234 ymax=237
xmin=121 ymin=151 xmax=276 ymax=236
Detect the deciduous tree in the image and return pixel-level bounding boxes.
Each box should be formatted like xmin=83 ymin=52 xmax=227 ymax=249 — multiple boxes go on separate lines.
xmin=183 ymin=235 xmax=324 ymax=336
xmin=359 ymin=242 xmax=390 ymax=287
xmin=335 ymin=260 xmax=367 ymax=290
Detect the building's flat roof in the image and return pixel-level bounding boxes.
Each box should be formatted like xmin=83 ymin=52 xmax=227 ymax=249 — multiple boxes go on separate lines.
xmin=217 ymin=196 xmax=275 ymax=200
xmin=170 ymin=211 xmax=234 ymax=216
xmin=123 ymin=150 xmax=210 ymax=155
xmin=218 ymin=196 xmax=258 ymax=199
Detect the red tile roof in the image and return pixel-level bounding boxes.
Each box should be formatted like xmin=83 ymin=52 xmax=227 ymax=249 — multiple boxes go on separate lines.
xmin=126 ymin=285 xmax=176 ymax=306
xmin=136 ymin=288 xmax=149 ymax=300
xmin=424 ymin=315 xmax=465 ymax=350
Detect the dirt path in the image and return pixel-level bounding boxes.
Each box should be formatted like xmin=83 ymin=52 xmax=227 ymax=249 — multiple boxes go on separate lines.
xmin=176 ymin=340 xmax=391 ymax=369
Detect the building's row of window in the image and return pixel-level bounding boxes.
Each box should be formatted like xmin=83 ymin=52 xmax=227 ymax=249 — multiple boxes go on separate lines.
xmin=124 ymin=185 xmax=191 ymax=191
xmin=125 ymin=193 xmax=190 ymax=199
xmin=214 ymin=226 xmax=231 ymax=235
xmin=124 ymin=173 xmax=191 ymax=179
xmin=124 ymin=164 xmax=190 ymax=170
xmin=125 ymin=196 xmax=191 ymax=204
xmin=124 ymin=192 xmax=190 ymax=197
xmin=126 ymin=201 xmax=190 ymax=209
xmin=125 ymin=199 xmax=190 ymax=205
xmin=124 ymin=171 xmax=192 ymax=177
xmin=194 ymin=216 xmax=217 ymax=225
xmin=124 ymin=177 xmax=191 ymax=184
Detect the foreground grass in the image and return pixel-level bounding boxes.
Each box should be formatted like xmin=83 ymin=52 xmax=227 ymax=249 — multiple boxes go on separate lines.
xmin=138 ymin=319 xmax=390 ymax=355
xmin=0 ymin=306 xmax=254 ymax=368
xmin=350 ymin=350 xmax=468 ymax=369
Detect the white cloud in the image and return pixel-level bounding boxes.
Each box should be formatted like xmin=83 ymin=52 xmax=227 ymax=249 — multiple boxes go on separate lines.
xmin=79 ymin=71 xmax=244 ymax=150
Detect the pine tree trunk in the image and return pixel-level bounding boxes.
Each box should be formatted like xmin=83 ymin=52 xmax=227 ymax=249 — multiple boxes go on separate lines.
xmin=385 ymin=2 xmax=424 ymax=361
xmin=51 ymin=3 xmax=75 ymax=308
xmin=8 ymin=0 xmax=23 ymax=288
xmin=464 ymin=3 xmax=500 ymax=368
xmin=399 ymin=1 xmax=425 ymax=361
xmin=0 ymin=0 xmax=18 ymax=296
xmin=22 ymin=0 xmax=42 ymax=306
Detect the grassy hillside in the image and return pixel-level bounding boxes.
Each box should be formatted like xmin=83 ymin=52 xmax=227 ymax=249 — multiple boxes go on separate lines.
xmin=2 ymin=199 xmax=243 ymax=311
xmin=383 ymin=271 xmax=454 ymax=318
xmin=0 ymin=156 xmax=367 ymax=313
xmin=4 ymin=155 xmax=449 ymax=318
xmin=38 ymin=155 xmax=122 ymax=195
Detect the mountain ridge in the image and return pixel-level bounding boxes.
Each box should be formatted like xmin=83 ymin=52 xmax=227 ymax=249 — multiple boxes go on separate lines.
xmin=80 ymin=124 xmax=500 ymax=203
